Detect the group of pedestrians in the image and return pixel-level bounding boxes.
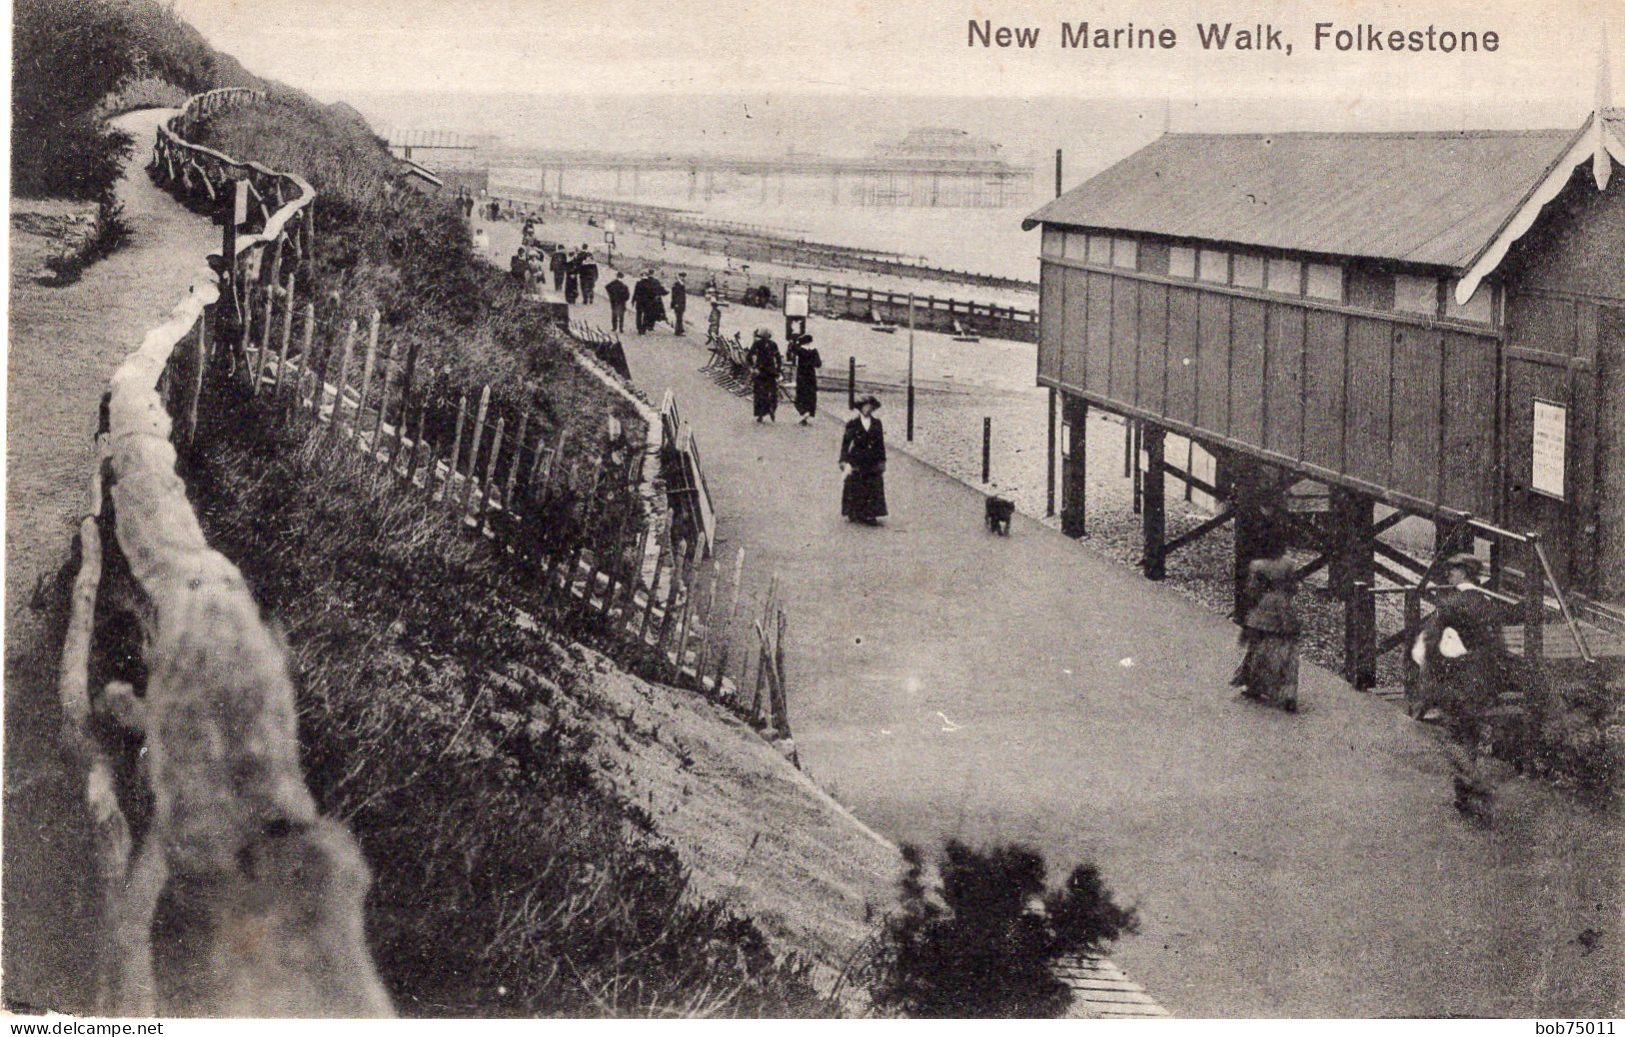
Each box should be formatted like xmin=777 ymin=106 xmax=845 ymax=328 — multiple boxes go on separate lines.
xmin=1225 ymin=510 xmax=1511 ymax=820
xmin=509 ymin=232 xmax=601 ymax=304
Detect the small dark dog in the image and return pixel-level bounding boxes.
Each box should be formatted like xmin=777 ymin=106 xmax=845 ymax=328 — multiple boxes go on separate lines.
xmin=984 ymin=495 xmax=1015 ymax=536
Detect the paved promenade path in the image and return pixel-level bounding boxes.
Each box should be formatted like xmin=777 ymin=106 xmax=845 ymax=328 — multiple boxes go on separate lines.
xmin=591 ymin=294 xmax=1622 ymax=1017
xmin=5 ymin=108 xmax=218 ymax=1012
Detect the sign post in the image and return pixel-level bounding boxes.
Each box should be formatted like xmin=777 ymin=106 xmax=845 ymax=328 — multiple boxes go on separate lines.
xmin=783 ymin=283 xmax=809 ymax=343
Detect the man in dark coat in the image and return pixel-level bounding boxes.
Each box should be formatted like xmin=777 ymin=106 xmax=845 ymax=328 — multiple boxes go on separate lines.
xmin=632 ymin=270 xmax=667 ymax=334
xmin=550 ymin=247 xmax=568 ymax=293
xmin=577 ymin=245 xmax=599 ymax=304
xmin=671 ymin=272 xmax=689 ymax=335
xmin=786 ymin=332 xmax=822 ymax=424
xmin=605 ymin=271 xmax=630 ymax=332
xmin=840 ymin=395 xmax=887 ymax=524
xmin=1411 ymin=553 xmax=1512 ymax=819
xmin=746 ymin=328 xmax=781 ymax=421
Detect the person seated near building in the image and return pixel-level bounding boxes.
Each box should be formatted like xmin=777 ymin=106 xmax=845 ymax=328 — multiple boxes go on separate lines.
xmin=1411 ymin=552 xmax=1512 ymax=821
xmin=1230 ymin=556 xmax=1301 ymax=712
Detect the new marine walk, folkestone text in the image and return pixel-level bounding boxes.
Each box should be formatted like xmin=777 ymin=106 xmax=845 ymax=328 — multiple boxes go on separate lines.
xmin=967 ymin=19 xmax=1502 ymax=55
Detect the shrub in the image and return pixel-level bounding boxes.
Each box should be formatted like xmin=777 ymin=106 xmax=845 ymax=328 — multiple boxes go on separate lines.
xmin=866 ymin=841 xmax=1138 ymax=1018
xmin=43 ymin=195 xmax=132 ymax=283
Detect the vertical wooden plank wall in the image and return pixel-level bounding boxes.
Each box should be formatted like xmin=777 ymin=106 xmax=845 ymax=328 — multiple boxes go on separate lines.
xmin=1037 ymin=260 xmax=1506 ymax=521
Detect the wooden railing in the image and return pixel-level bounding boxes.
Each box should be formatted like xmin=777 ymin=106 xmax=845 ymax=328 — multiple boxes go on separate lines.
xmin=59 ymin=90 xmax=390 ymax=1017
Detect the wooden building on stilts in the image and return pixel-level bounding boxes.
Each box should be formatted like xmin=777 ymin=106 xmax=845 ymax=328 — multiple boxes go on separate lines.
xmin=1025 ymin=107 xmax=1625 ymax=698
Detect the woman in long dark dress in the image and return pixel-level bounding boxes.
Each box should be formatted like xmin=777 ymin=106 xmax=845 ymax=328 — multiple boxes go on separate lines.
xmin=786 ymin=333 xmax=822 ymax=424
xmin=746 ymin=328 xmax=782 ymax=422
xmin=1230 ymin=556 xmax=1300 ymax=711
xmin=840 ymin=395 xmax=887 ymax=524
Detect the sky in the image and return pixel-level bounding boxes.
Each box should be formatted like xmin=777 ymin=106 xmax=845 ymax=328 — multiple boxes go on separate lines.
xmin=173 ymin=0 xmax=1622 ymax=121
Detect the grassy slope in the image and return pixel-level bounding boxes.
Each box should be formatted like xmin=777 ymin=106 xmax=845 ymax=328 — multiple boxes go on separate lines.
xmin=188 ymin=387 xmax=896 ymax=1015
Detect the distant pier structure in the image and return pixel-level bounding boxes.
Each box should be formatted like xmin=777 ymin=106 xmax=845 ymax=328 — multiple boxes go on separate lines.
xmin=463 ymin=126 xmax=1035 ymax=209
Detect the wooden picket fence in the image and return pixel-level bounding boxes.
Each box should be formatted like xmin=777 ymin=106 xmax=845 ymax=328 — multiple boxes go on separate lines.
xmin=239 ymin=296 xmax=798 ymax=751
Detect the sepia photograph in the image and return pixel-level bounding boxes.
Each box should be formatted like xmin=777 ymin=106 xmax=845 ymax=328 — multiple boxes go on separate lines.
xmin=4 ymin=0 xmax=1623 ymax=1021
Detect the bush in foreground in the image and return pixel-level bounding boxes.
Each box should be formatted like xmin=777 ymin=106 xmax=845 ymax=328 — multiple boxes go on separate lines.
xmin=866 ymin=841 xmax=1138 ymax=1018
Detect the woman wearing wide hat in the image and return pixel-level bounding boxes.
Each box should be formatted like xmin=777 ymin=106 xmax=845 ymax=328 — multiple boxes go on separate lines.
xmin=840 ymin=395 xmax=888 ymax=524
xmin=786 ymin=332 xmax=822 ymax=424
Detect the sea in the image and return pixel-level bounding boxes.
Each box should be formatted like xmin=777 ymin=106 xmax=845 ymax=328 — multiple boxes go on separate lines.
xmin=349 ymin=90 xmax=1587 ymax=287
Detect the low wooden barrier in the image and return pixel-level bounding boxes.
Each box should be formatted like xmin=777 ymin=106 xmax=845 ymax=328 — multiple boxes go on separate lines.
xmin=58 ymin=89 xmax=390 ymax=1017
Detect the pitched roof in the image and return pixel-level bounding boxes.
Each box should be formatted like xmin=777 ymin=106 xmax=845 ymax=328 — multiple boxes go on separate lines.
xmin=1024 ymin=128 xmax=1583 ymax=270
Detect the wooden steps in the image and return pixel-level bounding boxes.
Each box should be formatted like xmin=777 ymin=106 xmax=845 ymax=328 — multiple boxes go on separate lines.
xmin=1502 ymin=621 xmax=1625 ymax=661
xmin=1052 ymin=954 xmax=1170 ymax=1018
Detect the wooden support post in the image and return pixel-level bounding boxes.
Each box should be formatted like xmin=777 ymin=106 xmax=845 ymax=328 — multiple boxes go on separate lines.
xmin=1523 ymin=537 xmax=1545 ymax=667
xmin=1131 ymin=420 xmax=1143 ymax=516
xmin=295 ymin=302 xmax=316 ymax=414
xmin=1141 ymin=424 xmax=1166 ymax=580
xmin=1060 ymin=393 xmax=1088 ymax=538
xmin=1184 ymin=438 xmax=1196 ymax=502
xmin=1046 ymin=387 xmax=1057 ymax=517
xmin=441 ymin=393 xmax=469 ymax=506
xmin=1333 ymin=487 xmax=1377 ymax=690
xmin=1402 ymin=589 xmax=1422 ymax=710
xmin=462 ymin=386 xmax=491 ymax=523
xmin=330 ymin=320 xmax=356 ymax=437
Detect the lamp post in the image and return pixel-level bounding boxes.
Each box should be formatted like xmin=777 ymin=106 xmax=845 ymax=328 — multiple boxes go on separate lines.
xmin=906 ymin=292 xmax=916 ymax=442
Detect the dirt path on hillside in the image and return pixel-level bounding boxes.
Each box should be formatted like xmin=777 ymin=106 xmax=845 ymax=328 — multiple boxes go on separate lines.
xmin=4 ymin=108 xmax=218 ymax=1013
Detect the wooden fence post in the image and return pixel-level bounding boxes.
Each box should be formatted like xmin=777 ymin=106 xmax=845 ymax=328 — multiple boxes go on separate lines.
xmin=656 ymin=550 xmax=688 ymax=666
xmin=636 ymin=539 xmax=668 ymax=646
xmin=479 ymin=418 xmax=505 ymax=533
xmin=370 ymin=334 xmax=396 ymax=463
xmin=406 ymin=401 xmax=428 ymax=487
xmin=330 ymin=320 xmax=357 ymax=438
xmin=441 ymin=392 xmax=469 ymax=508
xmin=503 ymin=395 xmax=533 ymax=512
xmin=391 ymin=340 xmax=421 ymax=470
xmin=296 ymin=302 xmax=315 ymax=414
xmin=252 ymin=284 xmax=273 ymax=393
xmin=185 ymin=319 xmax=206 ymax=445
xmin=355 ymin=311 xmax=380 ymax=445
xmin=461 ymin=386 xmax=491 ymax=524
xmin=272 ymin=273 xmax=296 ymax=401
xmin=770 ymin=606 xmax=790 ymax=739
xmin=710 ymin=547 xmax=746 ymax=699
xmin=693 ymin=565 xmax=722 ymax=693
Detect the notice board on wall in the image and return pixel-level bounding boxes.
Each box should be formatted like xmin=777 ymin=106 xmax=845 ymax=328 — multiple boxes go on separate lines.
xmin=1531 ymin=398 xmax=1567 ymax=500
